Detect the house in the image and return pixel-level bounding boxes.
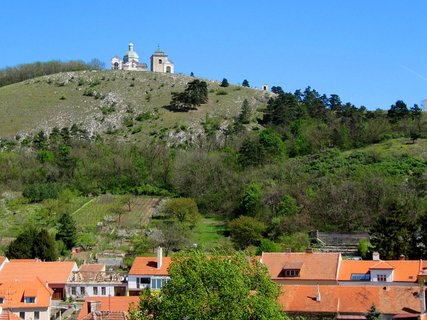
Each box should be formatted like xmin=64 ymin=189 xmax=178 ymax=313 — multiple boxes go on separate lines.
xmin=338 ymin=259 xmax=425 ymax=285
xmin=77 ymin=296 xmax=140 ymax=320
xmin=0 ymin=260 xmax=77 ymax=300
xmin=260 ymin=251 xmax=342 ymax=285
xmin=278 ymin=284 xmax=422 ymax=320
xmin=128 ymin=247 xmax=171 ymax=295
xmin=0 ymin=278 xmax=53 ymax=320
xmin=67 ymin=264 xmax=127 ymax=298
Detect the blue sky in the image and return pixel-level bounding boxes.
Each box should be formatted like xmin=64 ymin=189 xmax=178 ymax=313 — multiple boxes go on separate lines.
xmin=1 ymin=1 xmax=426 ymax=109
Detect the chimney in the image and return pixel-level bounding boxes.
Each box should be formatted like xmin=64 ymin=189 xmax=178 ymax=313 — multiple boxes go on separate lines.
xmin=373 ymin=252 xmax=380 ymax=261
xmin=316 ymin=284 xmax=321 ymax=302
xmin=157 ymin=247 xmax=163 ymax=270
xmin=306 ymin=248 xmax=313 ymax=254
xmin=88 ymin=301 xmax=101 ymax=313
xmin=399 ymin=254 xmax=405 ymax=260
xmin=285 ymin=248 xmax=291 ymax=253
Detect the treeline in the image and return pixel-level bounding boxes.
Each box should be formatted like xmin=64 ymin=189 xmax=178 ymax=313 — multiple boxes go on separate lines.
xmin=0 ymin=59 xmax=104 ymax=87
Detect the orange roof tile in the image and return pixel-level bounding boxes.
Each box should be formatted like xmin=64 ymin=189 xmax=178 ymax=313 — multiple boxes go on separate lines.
xmin=0 ymin=311 xmax=21 ymax=320
xmin=279 ymin=285 xmax=421 ymax=315
xmin=0 ymin=260 xmax=77 ymax=284
xmin=129 ymin=257 xmax=172 ymax=276
xmin=0 ymin=277 xmax=53 ymax=309
xmin=339 ymin=260 xmax=422 ymax=282
xmin=77 ymin=296 xmax=140 ymax=320
xmin=261 ymin=252 xmax=341 ymax=281
xmin=370 ymin=261 xmax=394 ymax=270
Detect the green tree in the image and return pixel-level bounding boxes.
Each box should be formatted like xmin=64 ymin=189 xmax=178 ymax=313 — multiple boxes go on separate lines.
xmin=141 ymin=250 xmax=287 ymax=320
xmin=242 ymin=79 xmax=250 ymax=87
xmin=240 ymin=182 xmax=262 ymax=215
xmin=56 ymin=212 xmax=77 ymax=250
xmin=161 ymin=198 xmax=199 ymax=225
xmin=387 ymin=100 xmax=409 ymax=123
xmin=370 ymin=202 xmax=415 ymax=260
xmin=220 ymin=78 xmax=229 ymax=87
xmin=6 ymin=227 xmax=57 ymax=261
xmin=237 ymin=99 xmax=251 ymax=125
xmin=256 ymin=238 xmax=282 ymax=255
xmin=170 ymin=79 xmax=208 ymax=111
xmin=366 ymin=304 xmax=382 ymax=320
xmin=229 ymin=216 xmax=266 ymax=249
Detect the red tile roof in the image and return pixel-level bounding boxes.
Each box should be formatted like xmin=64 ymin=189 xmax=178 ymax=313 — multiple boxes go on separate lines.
xmin=279 ymin=285 xmax=421 ymax=315
xmin=0 ymin=260 xmax=77 ymax=284
xmin=0 ymin=277 xmax=53 ymax=309
xmin=339 ymin=260 xmax=423 ymax=282
xmin=261 ymin=252 xmax=341 ymax=281
xmin=77 ymin=296 xmax=140 ymax=320
xmin=0 ymin=311 xmax=21 ymax=320
xmin=129 ymin=257 xmax=172 ymax=276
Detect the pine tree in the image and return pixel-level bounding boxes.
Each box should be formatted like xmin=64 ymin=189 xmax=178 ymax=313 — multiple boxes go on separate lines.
xmin=242 ymin=79 xmax=250 ymax=87
xmin=220 ymin=78 xmax=229 ymax=87
xmin=366 ymin=304 xmax=382 ymax=320
xmin=237 ymin=99 xmax=251 ymax=124
xmin=56 ymin=212 xmax=77 ymax=250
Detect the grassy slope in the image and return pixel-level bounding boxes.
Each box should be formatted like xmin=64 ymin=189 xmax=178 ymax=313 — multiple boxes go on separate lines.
xmin=0 ymin=70 xmax=270 ymax=141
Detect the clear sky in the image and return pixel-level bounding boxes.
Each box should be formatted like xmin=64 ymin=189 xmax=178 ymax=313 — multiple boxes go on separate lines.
xmin=1 ymin=0 xmax=426 ymax=109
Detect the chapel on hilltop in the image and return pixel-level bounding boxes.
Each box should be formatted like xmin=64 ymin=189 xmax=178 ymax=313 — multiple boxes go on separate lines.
xmin=111 ymin=42 xmax=174 ymax=73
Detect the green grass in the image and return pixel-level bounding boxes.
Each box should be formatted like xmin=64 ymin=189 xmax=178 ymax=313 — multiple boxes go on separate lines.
xmin=191 ymin=217 xmax=228 ymax=250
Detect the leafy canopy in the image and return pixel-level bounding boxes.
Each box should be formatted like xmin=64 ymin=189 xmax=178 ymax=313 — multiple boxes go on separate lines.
xmin=133 ymin=250 xmax=287 ymax=320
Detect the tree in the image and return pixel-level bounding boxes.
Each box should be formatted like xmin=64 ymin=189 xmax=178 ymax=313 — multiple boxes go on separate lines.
xmin=6 ymin=227 xmax=58 ymax=261
xmin=387 ymin=100 xmax=409 ymax=123
xmin=271 ymin=86 xmax=284 ymax=95
xmin=56 ymin=212 xmax=77 ymax=250
xmin=135 ymin=250 xmax=286 ymax=320
xmin=370 ymin=201 xmax=415 ymax=260
xmin=240 ymin=182 xmax=262 ymax=215
xmin=229 ymin=216 xmax=266 ymax=249
xmin=161 ymin=198 xmax=199 ymax=225
xmin=237 ymin=99 xmax=251 ymax=125
xmin=88 ymin=58 xmax=105 ymax=70
xmin=366 ymin=304 xmax=382 ymax=320
xmin=220 ymin=78 xmax=229 ymax=87
xmin=169 ymin=79 xmax=208 ymax=111
xmin=190 ymin=72 xmax=194 ymax=77
xmin=242 ymin=79 xmax=250 ymax=87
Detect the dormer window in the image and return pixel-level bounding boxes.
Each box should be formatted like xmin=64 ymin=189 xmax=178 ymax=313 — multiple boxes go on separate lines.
xmin=279 ymin=261 xmax=303 ymax=277
xmin=24 ymin=297 xmax=35 ymax=303
xmin=0 ymin=297 xmax=4 ymax=304
xmin=284 ymin=269 xmax=300 ymax=277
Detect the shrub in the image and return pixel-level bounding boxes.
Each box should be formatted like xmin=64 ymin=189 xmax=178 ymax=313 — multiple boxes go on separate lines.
xmin=23 ymin=182 xmax=62 ymax=203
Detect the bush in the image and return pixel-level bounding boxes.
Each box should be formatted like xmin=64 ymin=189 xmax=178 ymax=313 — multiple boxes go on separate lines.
xmin=216 ymin=89 xmax=228 ymax=96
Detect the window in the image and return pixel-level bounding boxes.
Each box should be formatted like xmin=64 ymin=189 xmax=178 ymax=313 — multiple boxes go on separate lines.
xmin=113 ymin=62 xmax=119 ymax=70
xmin=159 ymin=59 xmax=163 ymax=64
xmin=19 ymin=312 xmax=25 ymax=320
xmin=24 ymin=297 xmax=35 ymax=303
xmin=80 ymin=287 xmax=86 ymax=295
xmin=93 ymin=287 xmax=98 ymax=295
xmin=166 ymin=66 xmax=171 ymax=73
xmin=284 ymin=269 xmax=300 ymax=277
xmin=71 ymin=287 xmax=76 ymax=295
xmin=101 ymin=287 xmax=106 ymax=295
xmin=150 ymin=277 xmax=169 ymax=290
xmin=351 ymin=274 xmax=371 ymax=281
xmin=34 ymin=312 xmax=39 ymax=320
xmin=377 ymin=274 xmax=387 ymax=282
xmin=0 ymin=298 xmax=3 ymax=304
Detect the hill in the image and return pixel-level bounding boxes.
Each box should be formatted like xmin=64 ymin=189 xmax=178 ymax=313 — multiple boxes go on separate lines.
xmin=0 ymin=70 xmax=270 ymax=145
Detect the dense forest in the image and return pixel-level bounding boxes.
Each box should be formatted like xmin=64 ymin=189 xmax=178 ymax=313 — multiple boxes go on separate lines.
xmin=0 ymin=75 xmax=426 ymax=261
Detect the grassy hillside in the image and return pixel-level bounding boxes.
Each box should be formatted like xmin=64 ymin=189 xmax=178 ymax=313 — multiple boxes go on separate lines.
xmin=0 ymin=70 xmax=270 ymax=143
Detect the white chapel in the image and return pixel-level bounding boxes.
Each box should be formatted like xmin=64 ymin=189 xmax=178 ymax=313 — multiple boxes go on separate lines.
xmin=111 ymin=42 xmax=174 ymax=73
